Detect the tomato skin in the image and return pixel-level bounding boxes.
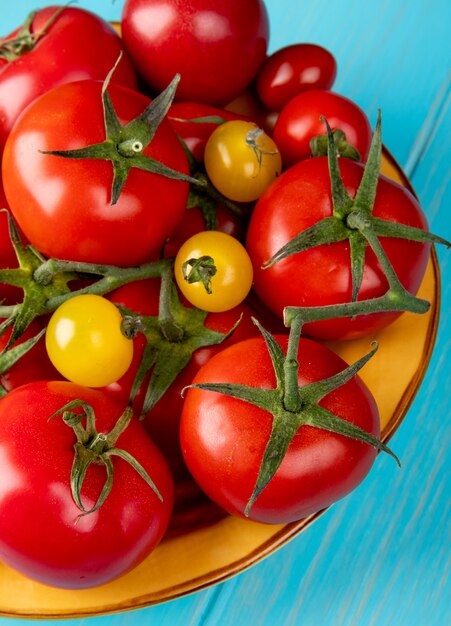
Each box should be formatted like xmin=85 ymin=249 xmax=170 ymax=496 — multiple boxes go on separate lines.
xmin=0 ymin=381 xmax=174 ymax=589
xmin=102 ymin=279 xmax=263 ymax=477
xmin=121 ymin=0 xmax=269 ymax=106
xmin=2 ymin=80 xmax=190 ymax=266
xmin=273 ymin=89 xmax=372 ymax=167
xmin=0 ymin=6 xmax=137 ymax=158
xmin=0 ymin=183 xmax=22 ymax=305
xmin=180 ymin=335 xmax=380 ymax=523
xmin=168 ymin=101 xmax=246 ymax=162
xmin=245 ymin=157 xmax=430 ymax=340
xmin=256 ymin=44 xmax=337 ymax=112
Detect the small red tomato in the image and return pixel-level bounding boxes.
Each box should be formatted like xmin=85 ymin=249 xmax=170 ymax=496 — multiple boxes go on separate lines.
xmin=273 ymin=89 xmax=372 ymax=167
xmin=256 ymin=44 xmax=337 ymax=111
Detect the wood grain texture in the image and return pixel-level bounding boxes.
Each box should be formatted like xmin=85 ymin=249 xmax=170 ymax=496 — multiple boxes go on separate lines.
xmin=0 ymin=1 xmax=450 ymax=624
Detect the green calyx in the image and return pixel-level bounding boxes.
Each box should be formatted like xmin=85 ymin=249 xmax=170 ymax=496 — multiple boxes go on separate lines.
xmin=264 ymin=112 xmax=450 ymax=322
xmin=310 ymin=128 xmax=361 ymax=161
xmin=120 ymin=265 xmax=240 ymax=416
xmin=51 ymin=400 xmax=163 ymax=517
xmin=182 ymin=256 xmax=217 ymax=294
xmin=40 ymin=56 xmax=199 ymax=205
xmin=186 ymin=317 xmax=400 ymax=516
xmin=0 ymin=5 xmax=70 ymax=62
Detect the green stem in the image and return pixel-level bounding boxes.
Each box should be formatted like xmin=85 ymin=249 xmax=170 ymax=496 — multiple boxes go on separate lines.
xmin=158 ymin=262 xmax=184 ymax=342
xmin=283 ymin=314 xmax=303 ymax=412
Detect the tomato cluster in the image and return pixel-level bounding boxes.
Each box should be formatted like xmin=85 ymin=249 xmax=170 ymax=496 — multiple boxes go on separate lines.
xmin=0 ymin=1 xmax=445 ymax=591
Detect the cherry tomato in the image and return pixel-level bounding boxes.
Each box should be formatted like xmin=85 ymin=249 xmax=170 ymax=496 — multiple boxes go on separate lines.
xmin=246 ymin=157 xmax=430 ymax=339
xmin=204 ymin=120 xmax=282 ymax=202
xmin=0 ymin=5 xmax=137 ymax=159
xmin=180 ymin=335 xmax=380 ymax=523
xmin=102 ymin=278 xmax=262 ymax=478
xmin=273 ymin=89 xmax=372 ymax=167
xmin=45 ymin=294 xmax=134 ymax=387
xmin=0 ymin=381 xmax=173 ymax=588
xmin=256 ymin=43 xmax=337 ymax=111
xmin=174 ymin=231 xmax=253 ymax=312
xmin=121 ymin=0 xmax=269 ymax=105
xmin=2 ymin=80 xmax=190 ymax=266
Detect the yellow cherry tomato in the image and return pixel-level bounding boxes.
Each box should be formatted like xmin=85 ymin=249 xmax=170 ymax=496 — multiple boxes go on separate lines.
xmin=174 ymin=231 xmax=253 ymax=312
xmin=45 ymin=294 xmax=133 ymax=387
xmin=204 ymin=120 xmax=282 ymax=202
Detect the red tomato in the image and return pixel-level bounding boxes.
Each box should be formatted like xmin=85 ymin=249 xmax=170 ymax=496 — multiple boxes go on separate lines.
xmin=2 ymin=80 xmax=190 ymax=266
xmin=256 ymin=44 xmax=337 ymax=111
xmin=0 ymin=183 xmax=22 ymax=304
xmin=273 ymin=89 xmax=372 ymax=166
xmin=121 ymin=0 xmax=269 ymax=105
xmin=163 ymin=203 xmax=246 ymax=258
xmin=103 ymin=279 xmax=263 ymax=477
xmin=168 ymin=101 xmax=246 ymax=162
xmin=0 ymin=320 xmax=62 ymax=392
xmin=180 ymin=335 xmax=380 ymax=523
xmin=0 ymin=6 xmax=137 ymax=158
xmin=245 ymin=157 xmax=430 ymax=340
xmin=0 ymin=381 xmax=173 ymax=589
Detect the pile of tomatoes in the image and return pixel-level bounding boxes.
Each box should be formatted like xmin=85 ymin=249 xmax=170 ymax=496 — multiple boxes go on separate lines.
xmin=0 ymin=0 xmax=441 ymax=591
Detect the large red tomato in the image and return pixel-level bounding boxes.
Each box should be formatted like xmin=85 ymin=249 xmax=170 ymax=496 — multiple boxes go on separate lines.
xmin=0 ymin=6 xmax=137 ymax=158
xmin=0 ymin=381 xmax=174 ymax=589
xmin=180 ymin=335 xmax=380 ymax=523
xmin=121 ymin=0 xmax=269 ymax=105
xmin=2 ymin=80 xmax=190 ymax=266
xmin=246 ymin=157 xmax=430 ymax=339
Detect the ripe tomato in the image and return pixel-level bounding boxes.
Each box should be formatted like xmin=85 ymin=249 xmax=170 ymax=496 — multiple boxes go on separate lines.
xmin=273 ymin=89 xmax=372 ymax=167
xmin=205 ymin=120 xmax=282 ymax=202
xmin=0 ymin=185 xmax=22 ymax=305
xmin=2 ymin=80 xmax=190 ymax=266
xmin=180 ymin=335 xmax=380 ymax=523
xmin=168 ymin=101 xmax=246 ymax=162
xmin=174 ymin=231 xmax=253 ymax=312
xmin=121 ymin=0 xmax=269 ymax=105
xmin=45 ymin=295 xmax=134 ymax=388
xmin=204 ymin=120 xmax=282 ymax=202
xmin=102 ymin=278 xmax=261 ymax=477
xmin=0 ymin=5 xmax=137 ymax=158
xmin=246 ymin=157 xmax=430 ymax=339
xmin=256 ymin=43 xmax=337 ymax=111
xmin=0 ymin=320 xmax=62 ymax=392
xmin=0 ymin=381 xmax=174 ymax=589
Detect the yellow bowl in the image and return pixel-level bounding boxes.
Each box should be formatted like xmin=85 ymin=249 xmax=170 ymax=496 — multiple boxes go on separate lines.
xmin=0 ymin=149 xmax=439 ymax=619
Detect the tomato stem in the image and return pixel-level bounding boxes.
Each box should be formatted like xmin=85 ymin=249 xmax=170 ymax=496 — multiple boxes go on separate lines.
xmin=283 ymin=314 xmax=302 ymax=413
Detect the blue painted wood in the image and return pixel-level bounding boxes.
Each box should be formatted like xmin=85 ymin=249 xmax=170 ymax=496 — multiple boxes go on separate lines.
xmin=1 ymin=1 xmax=449 ymax=624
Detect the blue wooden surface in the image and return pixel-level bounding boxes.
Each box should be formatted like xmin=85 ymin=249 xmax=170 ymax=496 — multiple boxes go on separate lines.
xmin=1 ymin=1 xmax=450 ymax=624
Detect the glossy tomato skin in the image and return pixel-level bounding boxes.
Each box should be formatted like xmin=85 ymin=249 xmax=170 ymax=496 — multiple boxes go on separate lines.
xmin=273 ymin=89 xmax=372 ymax=167
xmin=168 ymin=101 xmax=246 ymax=162
xmin=246 ymin=157 xmax=430 ymax=340
xmin=256 ymin=44 xmax=337 ymax=111
xmin=0 ymin=6 xmax=137 ymax=157
xmin=2 ymin=80 xmax=190 ymax=266
xmin=121 ymin=0 xmax=269 ymax=106
xmin=103 ymin=279 xmax=263 ymax=477
xmin=181 ymin=335 xmax=380 ymax=523
xmin=0 ymin=320 xmax=63 ymax=391
xmin=0 ymin=183 xmax=22 ymax=304
xmin=0 ymin=381 xmax=174 ymax=589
